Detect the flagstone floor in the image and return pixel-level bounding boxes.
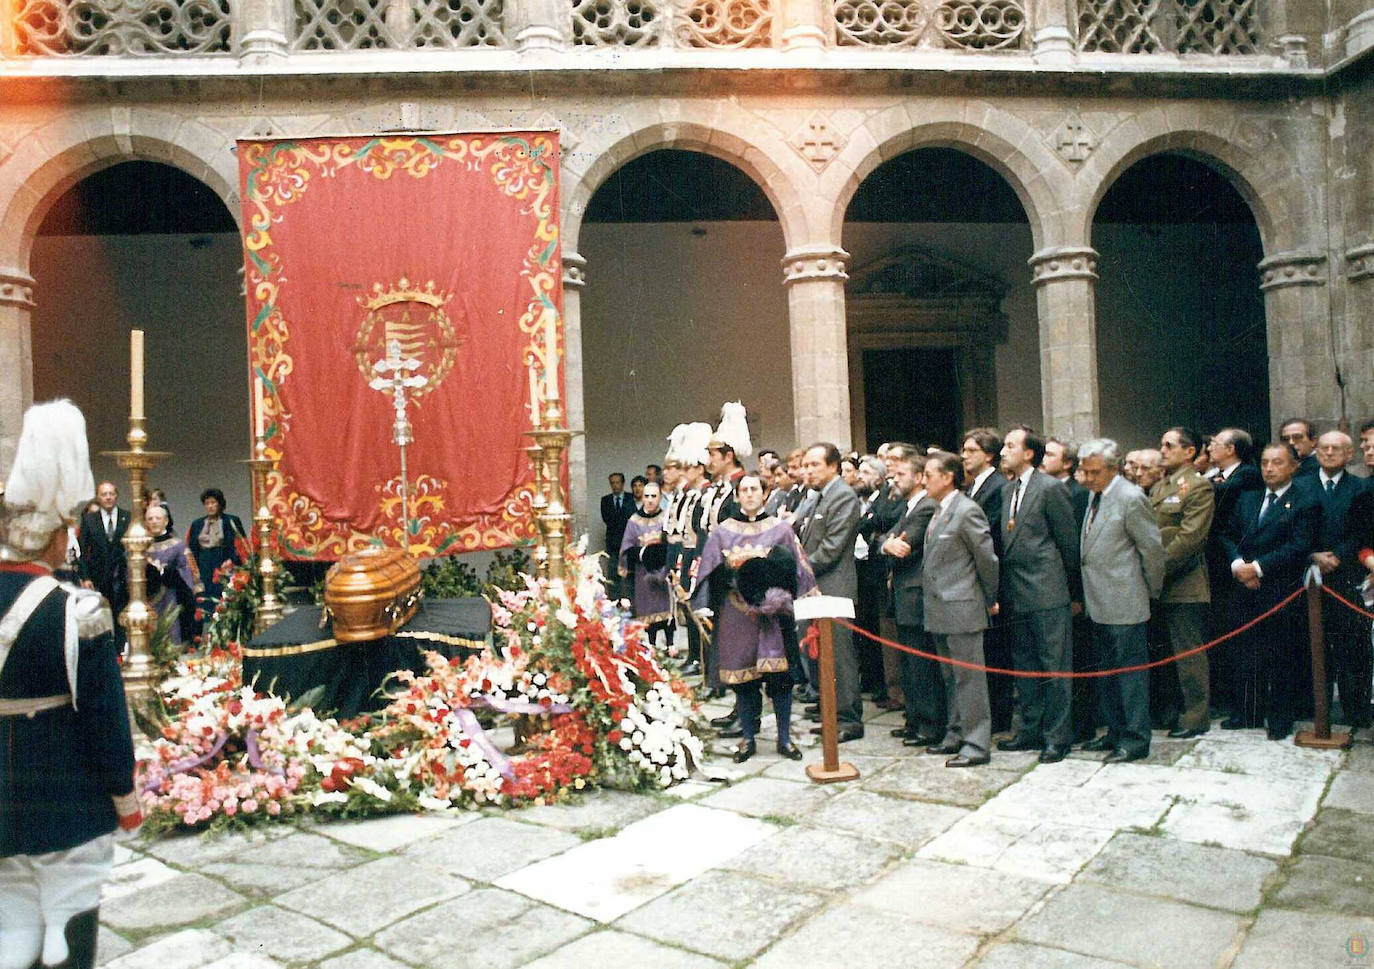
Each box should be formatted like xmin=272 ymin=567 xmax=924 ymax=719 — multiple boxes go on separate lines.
xmin=101 ymin=699 xmax=1374 ymax=969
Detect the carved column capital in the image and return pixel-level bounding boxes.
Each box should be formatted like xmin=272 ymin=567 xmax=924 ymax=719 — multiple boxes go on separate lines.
xmin=562 ymin=251 xmax=586 ymax=290
xmin=781 ymin=246 xmax=849 ymax=287
xmin=1258 ymin=251 xmax=1327 ymax=291
xmin=237 ymin=0 xmax=291 ymax=60
xmin=1346 ymin=243 xmax=1374 ymax=283
xmin=0 ymin=269 xmax=35 ymax=309
xmin=1028 ymin=246 xmax=1098 ymax=286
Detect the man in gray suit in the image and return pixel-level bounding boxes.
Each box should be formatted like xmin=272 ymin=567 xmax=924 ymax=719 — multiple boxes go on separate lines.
xmin=1079 ymin=438 xmax=1165 ymax=763
xmin=997 ymin=425 xmax=1080 ymax=763
xmin=922 ymin=450 xmax=1000 ymax=767
xmin=800 ymin=442 xmax=865 ymax=741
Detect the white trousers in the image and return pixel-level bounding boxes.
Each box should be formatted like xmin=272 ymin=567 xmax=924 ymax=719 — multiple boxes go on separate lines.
xmin=0 ymin=834 xmax=113 ymax=969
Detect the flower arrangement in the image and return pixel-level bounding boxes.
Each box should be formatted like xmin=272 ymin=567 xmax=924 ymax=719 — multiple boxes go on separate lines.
xmin=137 ymin=540 xmax=704 ymax=832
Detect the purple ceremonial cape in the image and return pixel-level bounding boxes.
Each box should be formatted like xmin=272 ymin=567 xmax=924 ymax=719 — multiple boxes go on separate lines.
xmin=618 ymin=511 xmax=671 ymax=623
xmin=148 ymin=534 xmax=199 ymax=645
xmin=695 ymin=515 xmax=817 ymax=684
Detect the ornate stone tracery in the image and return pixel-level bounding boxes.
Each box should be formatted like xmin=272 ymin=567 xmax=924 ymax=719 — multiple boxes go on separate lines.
xmin=935 ymin=0 xmax=1026 ymax=50
xmin=676 ymin=0 xmax=774 ymax=49
xmin=572 ymin=0 xmax=662 ymax=46
xmin=834 ymin=0 xmax=928 ymax=47
xmin=13 ymin=0 xmax=232 ymax=55
xmin=292 ymin=0 xmax=505 ymax=51
xmin=1078 ymin=0 xmax=1260 ymax=54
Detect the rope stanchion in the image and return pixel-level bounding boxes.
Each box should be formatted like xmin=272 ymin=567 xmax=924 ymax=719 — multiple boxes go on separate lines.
xmin=1296 ymin=566 xmax=1349 ymax=750
xmin=1321 ymin=583 xmax=1374 ymax=621
xmin=833 ymin=586 xmax=1306 ymax=679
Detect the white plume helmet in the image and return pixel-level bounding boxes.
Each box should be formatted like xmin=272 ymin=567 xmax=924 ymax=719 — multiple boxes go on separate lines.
xmin=680 ymin=422 xmax=713 ymax=468
xmin=664 ymin=423 xmax=692 ymax=464
xmin=2 ymin=398 xmax=95 ymax=558
xmin=710 ymin=401 xmax=753 ymax=459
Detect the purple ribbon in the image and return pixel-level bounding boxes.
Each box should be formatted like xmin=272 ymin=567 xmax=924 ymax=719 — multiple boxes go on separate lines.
xmin=453 ymin=697 xmax=576 ymax=781
xmin=245 ymin=729 xmax=285 ymax=777
xmin=143 ymin=732 xmax=229 ymax=793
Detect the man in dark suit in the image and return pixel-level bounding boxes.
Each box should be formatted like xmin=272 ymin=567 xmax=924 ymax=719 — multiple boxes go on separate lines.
xmin=1281 ymin=418 xmax=1320 ymax=479
xmin=799 ymin=442 xmax=864 ymax=741
xmin=961 ymin=428 xmax=1013 ymax=733
xmin=997 ymin=425 xmax=1080 ymax=763
xmin=1310 ymin=430 xmax=1371 ymax=727
xmin=1220 ymin=442 xmax=1320 ymax=739
xmin=854 ymin=455 xmax=901 ymax=701
xmin=1204 ymin=427 xmax=1263 ymax=715
xmin=77 ymin=480 xmax=129 ymax=616
xmin=921 ymin=450 xmax=1000 ymax=767
xmin=1043 ymin=435 xmax=1094 ymax=743
xmin=880 ymin=449 xmax=941 ymax=745
xmin=601 ymin=473 xmax=634 ymax=597
xmin=1043 ymin=437 xmax=1089 ymax=524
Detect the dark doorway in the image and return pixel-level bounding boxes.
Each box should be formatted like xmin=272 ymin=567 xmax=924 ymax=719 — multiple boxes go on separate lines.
xmin=862 ymin=347 xmax=960 ymax=451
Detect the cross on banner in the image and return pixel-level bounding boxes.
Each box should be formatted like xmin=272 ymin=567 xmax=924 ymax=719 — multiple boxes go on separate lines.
xmin=369 ymin=338 xmax=429 ymax=547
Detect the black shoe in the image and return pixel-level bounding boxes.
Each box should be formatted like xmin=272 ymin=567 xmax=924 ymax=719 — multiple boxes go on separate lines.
xmin=837 ymin=724 xmax=865 ymax=743
xmin=902 ymin=734 xmax=941 ymax=748
xmin=1104 ymin=748 xmax=1148 ymax=763
xmin=733 ymin=740 xmax=757 ymax=763
xmin=1167 ymin=726 xmax=1207 ymax=739
xmin=804 ymin=704 xmax=820 ymax=718
xmin=1080 ymin=736 xmax=1113 ymax=752
xmin=1221 ymin=716 xmax=1248 ymax=730
xmin=680 ymin=661 xmax=701 ymax=676
xmin=777 ymin=742 xmax=803 ymax=761
xmin=718 ymin=724 xmax=745 ymax=739
xmin=946 ymin=754 xmax=990 ymax=768
xmin=710 ymin=712 xmax=738 ymax=729
xmin=1038 ymin=746 xmax=1069 ymax=764
xmin=997 ymin=735 xmax=1041 ymax=753
xmin=926 ymin=742 xmax=960 ymax=755
xmin=1267 ymin=723 xmax=1292 ymax=741
xmin=890 ymin=727 xmax=913 ymax=738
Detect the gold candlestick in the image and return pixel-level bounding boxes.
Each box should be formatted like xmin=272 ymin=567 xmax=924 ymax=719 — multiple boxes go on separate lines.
xmin=101 ymin=417 xmax=170 ymax=735
xmin=528 ymin=392 xmax=580 ymax=601
xmin=523 ymin=442 xmax=550 ymax=580
xmin=243 ymin=434 xmax=284 ymax=633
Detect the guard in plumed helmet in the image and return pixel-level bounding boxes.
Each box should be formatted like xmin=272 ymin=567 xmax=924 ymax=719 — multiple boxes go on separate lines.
xmin=662 ymin=422 xmax=712 ymax=675
xmin=0 ymin=399 xmax=141 ymax=969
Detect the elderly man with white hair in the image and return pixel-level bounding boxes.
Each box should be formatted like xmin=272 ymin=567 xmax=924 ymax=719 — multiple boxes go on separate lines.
xmin=1078 ymin=438 xmax=1165 ymax=763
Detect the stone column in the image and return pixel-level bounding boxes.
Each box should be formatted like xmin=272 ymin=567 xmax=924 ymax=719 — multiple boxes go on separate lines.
xmin=0 ymin=268 xmax=35 ymax=474
xmin=562 ymin=252 xmax=588 ymax=535
xmin=778 ymin=0 xmax=830 ymax=50
xmin=237 ymin=0 xmax=292 ymax=60
xmin=509 ymin=0 xmax=567 ymax=52
xmin=1029 ymin=246 xmax=1099 ymax=441
xmin=1259 ymin=250 xmax=1334 ymax=428
xmin=1347 ymin=243 xmax=1374 ymax=421
xmin=1029 ymin=0 xmax=1074 ymax=62
xmin=782 ymin=245 xmax=851 ymax=449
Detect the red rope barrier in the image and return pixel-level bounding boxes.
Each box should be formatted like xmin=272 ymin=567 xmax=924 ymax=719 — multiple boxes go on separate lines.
xmin=801 ymin=623 xmax=820 ymax=661
xmin=1321 ymin=583 xmax=1374 ymax=621
xmin=828 ymin=587 xmax=1306 ymax=679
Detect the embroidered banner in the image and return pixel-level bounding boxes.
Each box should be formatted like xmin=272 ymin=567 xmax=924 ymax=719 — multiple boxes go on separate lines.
xmin=238 ymin=132 xmax=561 ymax=559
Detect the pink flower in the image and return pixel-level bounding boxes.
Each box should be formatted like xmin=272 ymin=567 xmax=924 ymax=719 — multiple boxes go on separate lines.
xmin=242 ymin=798 xmax=259 ymax=813
xmin=266 ymin=801 xmax=281 ymax=816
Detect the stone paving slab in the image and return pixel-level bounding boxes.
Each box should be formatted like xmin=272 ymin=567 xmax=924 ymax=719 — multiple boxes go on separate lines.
xmin=980 ymin=777 xmax=1173 ymax=831
xmin=1230 ymin=908 xmax=1373 ymax=969
xmin=316 ymin=949 xmax=415 ymax=969
xmin=201 ymin=956 xmax=284 ymax=969
xmin=615 ymin=869 xmax=826 ymax=961
xmin=1347 ymin=743 xmax=1374 ymax=772
xmin=374 ymin=888 xmax=592 ymax=969
xmin=758 ymin=753 xmax=899 ymax=783
xmin=309 ymin=812 xmax=473 ymax=852
xmin=523 ymin=930 xmax=729 ymax=968
xmin=136 ymin=827 xmax=290 ymax=870
xmin=802 ymin=789 xmax=968 ymax=847
xmin=496 ymin=803 xmax=775 ymax=922
xmin=1077 ymin=832 xmax=1278 ymax=912
xmin=103 ymin=930 xmax=233 ymax=969
xmin=1016 ymin=884 xmax=1245 ymax=969
xmin=95 ymin=927 xmax=133 ymax=966
xmin=200 ymin=859 xmax=339 ymax=897
xmin=1295 ymin=807 xmax=1373 ymax=862
xmin=849 ymin=857 xmax=1053 ymax=935
xmin=918 ymin=809 xmax=1118 ymax=884
xmin=234 ymin=831 xmax=371 ymax=869
xmin=748 ymin=903 xmax=981 ymax=969
xmin=102 ymin=857 xmax=182 ymax=902
xmin=1156 ymin=768 xmax=1327 ymax=855
xmin=405 ymin=817 xmax=582 ymax=881
xmin=274 ymin=855 xmax=469 ymax=936
xmin=698 ymin=776 xmax=837 ymax=820
xmin=100 ymin=872 xmax=246 ymax=932
xmin=1272 ymin=853 xmax=1374 ymax=916
xmin=719 ymin=824 xmax=902 ymax=892
xmin=514 ymin=789 xmax=663 ymax=833
xmin=1174 ymin=736 xmax=1342 ymax=781
xmin=1321 ymin=769 xmax=1374 ymax=814
xmin=860 ymin=755 xmax=1024 ymax=807
xmin=975 ymin=942 xmax=1139 ymax=969
xmin=210 ymin=904 xmax=352 ymax=963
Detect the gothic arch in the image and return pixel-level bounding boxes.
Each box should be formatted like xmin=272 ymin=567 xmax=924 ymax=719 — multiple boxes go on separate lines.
xmin=824 ymin=105 xmax=1071 ymax=251
xmin=0 ymin=110 xmax=238 ymax=273
xmin=562 ymin=117 xmax=809 ymax=253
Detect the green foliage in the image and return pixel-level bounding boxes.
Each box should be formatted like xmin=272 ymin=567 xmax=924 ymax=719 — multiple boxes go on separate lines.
xmin=420 ymin=547 xmax=533 ymax=600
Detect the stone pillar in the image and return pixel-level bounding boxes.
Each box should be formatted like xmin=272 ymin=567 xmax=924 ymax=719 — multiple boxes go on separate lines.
xmin=509 ymin=0 xmax=567 ymax=52
xmin=782 ymin=245 xmax=851 ymax=449
xmin=1259 ymin=250 xmax=1335 ymax=428
xmin=562 ymin=252 xmax=588 ymax=536
xmin=1347 ymin=243 xmax=1374 ymax=421
xmin=0 ymin=268 xmax=35 ymax=474
xmin=1029 ymin=0 xmax=1074 ymax=62
xmin=778 ymin=0 xmax=829 ymax=50
xmin=1029 ymin=246 xmax=1100 ymax=441
xmin=237 ymin=0 xmax=291 ymax=60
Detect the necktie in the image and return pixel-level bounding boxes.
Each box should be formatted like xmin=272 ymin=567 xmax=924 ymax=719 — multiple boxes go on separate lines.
xmin=1010 ymin=478 xmax=1024 ymax=522
xmin=1086 ymin=492 xmax=1101 ymax=530
xmin=1259 ymin=491 xmax=1276 ymax=523
xmin=1326 ymin=478 xmax=1335 ymax=494
xmin=105 ymin=513 xmax=114 ymax=541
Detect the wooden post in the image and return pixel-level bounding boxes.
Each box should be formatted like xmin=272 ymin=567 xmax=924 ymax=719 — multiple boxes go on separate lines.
xmin=1295 ymin=568 xmax=1352 ymax=749
xmin=794 ymin=596 xmax=859 ymax=784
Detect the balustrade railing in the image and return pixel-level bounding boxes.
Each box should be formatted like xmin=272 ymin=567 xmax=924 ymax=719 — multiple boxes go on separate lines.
xmin=0 ymin=0 xmax=1276 ymax=58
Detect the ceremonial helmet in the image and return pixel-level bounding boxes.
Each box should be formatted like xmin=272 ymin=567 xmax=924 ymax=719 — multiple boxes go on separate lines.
xmin=1 ymin=399 xmax=94 ymax=562
xmin=668 ymin=422 xmax=713 ymax=469
xmin=708 ymin=402 xmax=753 ymax=459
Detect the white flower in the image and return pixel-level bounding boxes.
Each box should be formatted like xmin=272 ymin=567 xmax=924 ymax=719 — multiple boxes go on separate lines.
xmin=349 ymin=776 xmax=393 ymax=802
xmin=418 ymin=795 xmax=453 ymax=812
xmin=310 ymin=790 xmax=349 ymax=806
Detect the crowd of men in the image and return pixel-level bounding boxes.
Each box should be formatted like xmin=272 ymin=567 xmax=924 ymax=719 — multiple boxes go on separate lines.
xmin=604 ymin=409 xmax=1374 ymax=768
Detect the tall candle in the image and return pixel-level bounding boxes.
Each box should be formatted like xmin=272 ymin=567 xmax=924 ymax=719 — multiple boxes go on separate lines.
xmin=527 ymin=363 xmax=542 ymax=428
xmin=254 ymin=375 xmax=266 ymax=438
xmin=542 ymin=308 xmax=557 ymax=387
xmin=129 ymin=329 xmax=144 ymax=420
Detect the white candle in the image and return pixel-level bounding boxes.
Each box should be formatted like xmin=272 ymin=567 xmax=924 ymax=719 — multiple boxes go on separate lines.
xmin=254 ymin=375 xmax=266 ymax=438
xmin=528 ymin=363 xmax=542 ymax=428
xmin=542 ymin=307 xmax=557 ymax=384
xmin=129 ymin=330 xmax=144 ymax=420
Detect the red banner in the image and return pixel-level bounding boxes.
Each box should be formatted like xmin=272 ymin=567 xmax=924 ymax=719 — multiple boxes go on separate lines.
xmin=238 ymin=132 xmax=561 ymax=559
